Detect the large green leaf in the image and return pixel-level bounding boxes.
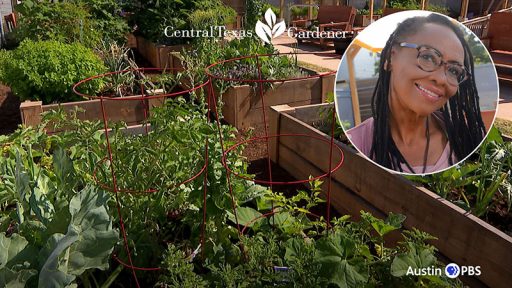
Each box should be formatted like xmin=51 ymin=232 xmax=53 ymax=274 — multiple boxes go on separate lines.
xmin=0 ymin=233 xmax=29 ymax=270
xmin=0 ymin=267 xmax=37 ymax=288
xmin=38 ymin=186 xmax=118 ymax=287
xmin=227 ymin=207 xmax=262 ymax=227
xmin=53 ymin=147 xmax=77 ymax=192
xmin=66 ymin=187 xmax=118 ymax=275
xmin=315 ymin=232 xmax=369 ymax=288
xmin=14 ymin=151 xmax=31 ymax=224
xmin=390 ymin=244 xmax=437 ymax=277
xmin=361 ymin=211 xmax=405 ymax=237
xmin=29 ymin=174 xmax=55 ymax=226
xmin=0 ymin=233 xmax=38 ymax=287
xmin=284 ymin=237 xmax=308 ymax=263
xmin=38 ymin=233 xmax=78 ymax=287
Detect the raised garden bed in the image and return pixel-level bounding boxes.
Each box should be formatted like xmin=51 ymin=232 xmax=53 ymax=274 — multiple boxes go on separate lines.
xmin=19 ymin=96 xmax=164 ymax=132
xmin=219 ymin=73 xmax=334 ymax=130
xmin=136 ymin=36 xmax=189 ymax=69
xmin=269 ymin=103 xmax=512 ymax=288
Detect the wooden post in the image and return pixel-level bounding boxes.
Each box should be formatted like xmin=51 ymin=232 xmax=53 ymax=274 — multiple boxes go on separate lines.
xmin=280 ymin=0 xmax=285 ymax=19
xmin=346 ymin=45 xmax=362 ymax=125
xmin=382 ymin=0 xmax=387 ymax=9
xmin=459 ymin=0 xmax=469 ymax=22
xmin=503 ymin=0 xmax=509 ymax=9
xmin=485 ymin=0 xmax=497 ymax=14
xmin=421 ymin=0 xmax=427 ymax=10
xmin=308 ymin=0 xmax=313 ymax=20
xmin=369 ymin=0 xmax=374 ymax=24
xmin=20 ymin=101 xmax=43 ymax=127
xmin=460 ymin=0 xmax=470 ymax=20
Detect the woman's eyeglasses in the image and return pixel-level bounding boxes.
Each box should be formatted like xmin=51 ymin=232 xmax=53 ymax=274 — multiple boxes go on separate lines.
xmin=399 ymin=42 xmax=470 ymax=86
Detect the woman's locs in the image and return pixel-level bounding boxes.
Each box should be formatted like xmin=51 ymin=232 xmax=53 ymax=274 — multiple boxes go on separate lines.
xmin=338 ymin=12 xmax=491 ymax=175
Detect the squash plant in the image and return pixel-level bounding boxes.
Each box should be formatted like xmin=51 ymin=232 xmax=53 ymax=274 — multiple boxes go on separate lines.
xmin=156 ymin=181 xmax=461 ymax=287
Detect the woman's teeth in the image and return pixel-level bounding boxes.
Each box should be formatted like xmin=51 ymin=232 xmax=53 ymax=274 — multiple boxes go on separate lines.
xmin=417 ymin=84 xmax=440 ymax=99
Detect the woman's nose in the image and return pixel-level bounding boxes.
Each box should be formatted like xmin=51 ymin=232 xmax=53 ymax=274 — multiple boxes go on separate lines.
xmin=428 ymin=65 xmax=450 ymax=86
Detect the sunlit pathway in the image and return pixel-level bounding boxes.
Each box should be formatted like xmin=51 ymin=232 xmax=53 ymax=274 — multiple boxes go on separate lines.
xmin=271 ymin=34 xmax=342 ymax=72
xmin=497 ymin=83 xmax=512 ymax=121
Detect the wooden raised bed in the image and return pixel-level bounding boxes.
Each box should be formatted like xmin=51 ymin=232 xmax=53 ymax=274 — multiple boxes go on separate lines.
xmin=269 ymin=103 xmax=512 ymax=288
xmin=136 ymin=36 xmax=188 ymax=69
xmin=218 ymin=72 xmax=335 ymax=130
xmin=19 ymin=96 xmax=164 ymax=132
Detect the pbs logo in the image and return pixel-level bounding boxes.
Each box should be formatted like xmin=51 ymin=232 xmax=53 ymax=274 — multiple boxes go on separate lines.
xmin=445 ymin=263 xmax=481 ymax=278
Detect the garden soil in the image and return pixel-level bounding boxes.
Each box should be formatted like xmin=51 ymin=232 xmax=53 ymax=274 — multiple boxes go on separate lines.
xmin=234 ymin=124 xmax=340 ymax=219
xmin=0 ymin=84 xmax=21 ymax=135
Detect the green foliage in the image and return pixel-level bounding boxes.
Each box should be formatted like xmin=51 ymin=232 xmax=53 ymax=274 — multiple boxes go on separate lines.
xmin=465 ymin=32 xmax=491 ymax=65
xmin=179 ymin=37 xmax=305 ymax=108
xmin=0 ymin=127 xmax=118 ymax=286
xmin=0 ymin=49 xmax=9 ymax=83
xmin=14 ymin=0 xmax=129 ymax=47
xmin=407 ymin=127 xmax=512 ymax=218
xmin=159 ymin=244 xmax=207 ymax=287
xmin=315 ymin=231 xmax=369 ymax=287
xmin=130 ymin=0 xmax=234 ymax=45
xmin=263 ymin=3 xmax=280 ymax=19
xmin=386 ymin=0 xmax=449 ymax=14
xmin=189 ymin=0 xmax=236 ymax=30
xmin=0 ymin=88 xmax=464 ymax=287
xmin=0 ymin=40 xmax=106 ymax=104
xmin=245 ymin=0 xmax=265 ymax=30
xmin=70 ymin=0 xmax=130 ymax=44
xmin=290 ymin=6 xmax=318 ymax=19
xmin=15 ymin=1 xmax=101 ymax=47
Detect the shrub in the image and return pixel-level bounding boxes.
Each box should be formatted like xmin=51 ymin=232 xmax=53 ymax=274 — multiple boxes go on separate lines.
xmin=131 ymin=0 xmax=196 ymax=45
xmin=14 ymin=0 xmax=129 ymax=47
xmin=0 ymin=49 xmax=10 ymax=83
xmin=0 ymin=40 xmax=107 ymax=104
xmin=131 ymin=0 xmax=234 ymax=45
xmin=189 ymin=1 xmax=236 ymax=30
xmin=71 ymin=0 xmax=130 ymax=43
xmin=15 ymin=1 xmax=101 ymax=47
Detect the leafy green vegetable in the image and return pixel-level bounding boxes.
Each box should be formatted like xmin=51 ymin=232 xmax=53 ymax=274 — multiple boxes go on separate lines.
xmin=0 ymin=40 xmax=106 ymax=104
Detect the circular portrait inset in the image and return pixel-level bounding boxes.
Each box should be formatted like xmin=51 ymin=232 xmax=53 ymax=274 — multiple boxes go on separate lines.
xmin=335 ymin=11 xmax=499 ymax=175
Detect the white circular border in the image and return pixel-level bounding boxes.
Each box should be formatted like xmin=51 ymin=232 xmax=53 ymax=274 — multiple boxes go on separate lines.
xmin=333 ymin=10 xmax=501 ymax=176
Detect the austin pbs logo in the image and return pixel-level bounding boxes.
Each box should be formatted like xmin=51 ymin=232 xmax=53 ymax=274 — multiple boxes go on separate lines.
xmin=444 ymin=263 xmax=481 ymax=279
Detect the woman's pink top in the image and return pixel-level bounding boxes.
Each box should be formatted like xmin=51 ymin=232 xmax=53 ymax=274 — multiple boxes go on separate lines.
xmin=345 ymin=117 xmax=453 ymax=174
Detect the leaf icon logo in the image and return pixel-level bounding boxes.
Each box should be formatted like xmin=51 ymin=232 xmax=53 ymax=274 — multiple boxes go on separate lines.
xmin=255 ymin=8 xmax=286 ymax=44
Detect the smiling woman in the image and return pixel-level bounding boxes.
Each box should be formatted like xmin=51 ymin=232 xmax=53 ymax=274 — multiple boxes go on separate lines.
xmin=339 ymin=13 xmax=494 ymax=174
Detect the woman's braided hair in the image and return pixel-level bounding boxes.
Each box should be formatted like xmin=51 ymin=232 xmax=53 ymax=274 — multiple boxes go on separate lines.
xmin=370 ymin=13 xmax=486 ymax=172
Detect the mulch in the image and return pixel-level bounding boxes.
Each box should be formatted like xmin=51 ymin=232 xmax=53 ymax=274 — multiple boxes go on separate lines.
xmin=0 ymin=84 xmax=21 ymax=135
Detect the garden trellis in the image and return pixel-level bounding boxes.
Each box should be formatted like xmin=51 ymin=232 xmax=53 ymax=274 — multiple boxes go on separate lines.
xmin=73 ymin=67 xmax=212 ymax=286
xmin=205 ymin=53 xmax=344 ymax=233
xmin=70 ymin=53 xmax=346 ymax=286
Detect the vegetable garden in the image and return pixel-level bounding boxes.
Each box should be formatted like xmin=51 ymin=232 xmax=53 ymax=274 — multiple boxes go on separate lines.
xmin=0 ymin=0 xmax=510 ymax=287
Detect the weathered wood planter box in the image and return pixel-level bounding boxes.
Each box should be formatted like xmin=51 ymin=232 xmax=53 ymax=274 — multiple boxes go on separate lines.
xmin=269 ymin=103 xmax=512 ymax=288
xmin=136 ymin=36 xmax=188 ymax=69
xmin=218 ymin=72 xmax=335 ymax=130
xmin=354 ymin=14 xmax=381 ymax=27
xmin=19 ymin=96 xmax=164 ymax=132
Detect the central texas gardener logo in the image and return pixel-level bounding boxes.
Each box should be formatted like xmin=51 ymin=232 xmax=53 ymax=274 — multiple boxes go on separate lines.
xmin=255 ymin=9 xmax=286 ymax=44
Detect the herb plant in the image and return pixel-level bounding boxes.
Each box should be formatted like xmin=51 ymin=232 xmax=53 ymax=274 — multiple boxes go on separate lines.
xmin=15 ymin=0 xmax=129 ymax=47
xmin=0 ymin=40 xmax=107 ymax=104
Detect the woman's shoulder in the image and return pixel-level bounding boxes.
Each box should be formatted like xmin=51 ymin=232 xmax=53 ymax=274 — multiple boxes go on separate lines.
xmin=345 ymin=117 xmax=374 ymax=156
